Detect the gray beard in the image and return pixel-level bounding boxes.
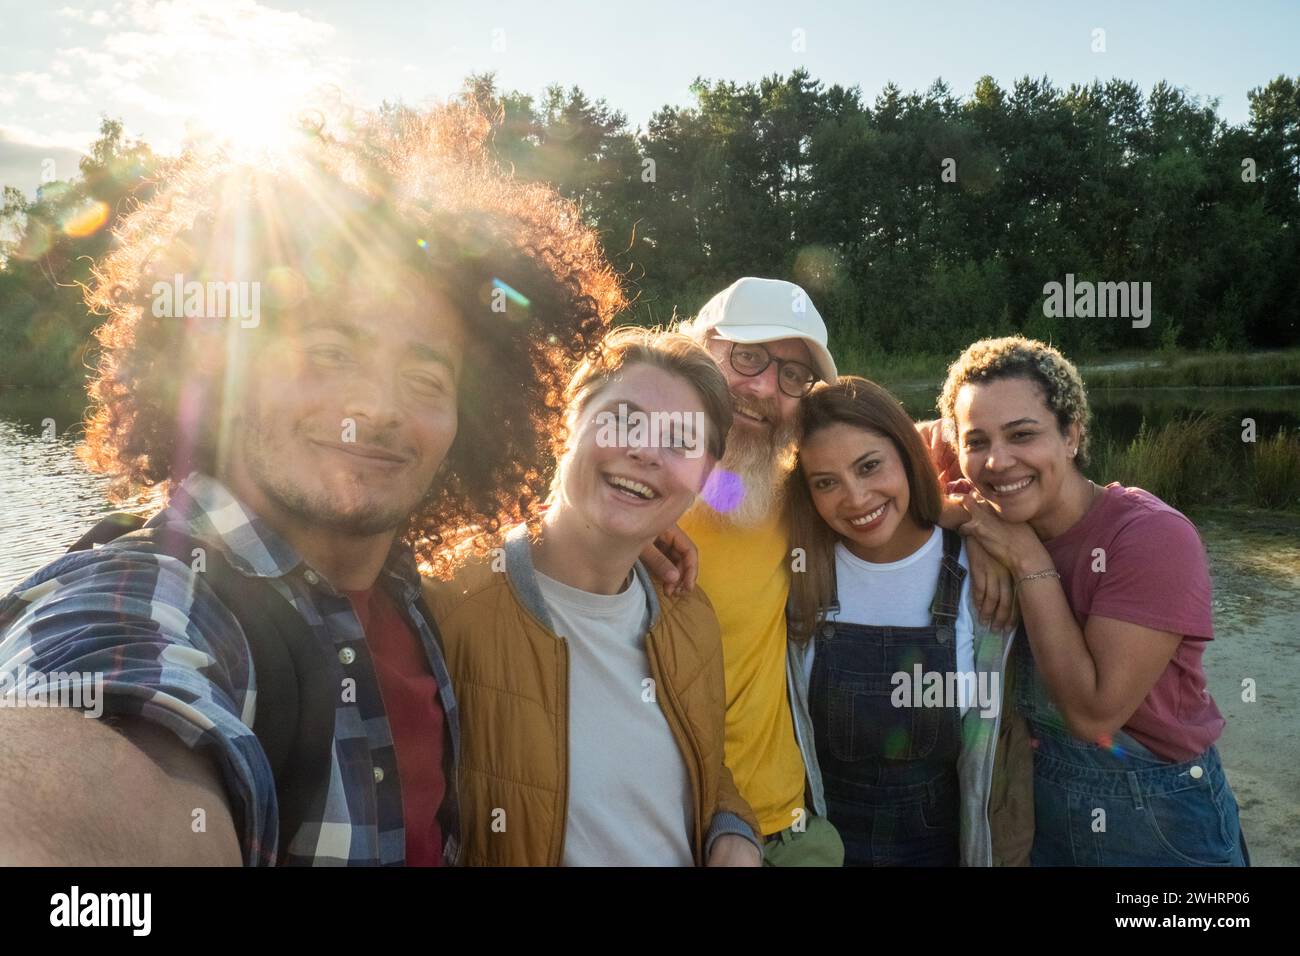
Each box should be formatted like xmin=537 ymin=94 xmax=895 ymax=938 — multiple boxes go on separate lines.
xmin=703 ymin=419 xmax=796 ymax=529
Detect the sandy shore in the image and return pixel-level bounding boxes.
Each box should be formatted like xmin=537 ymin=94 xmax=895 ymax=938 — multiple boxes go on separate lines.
xmin=1197 ymin=509 xmax=1300 ymax=866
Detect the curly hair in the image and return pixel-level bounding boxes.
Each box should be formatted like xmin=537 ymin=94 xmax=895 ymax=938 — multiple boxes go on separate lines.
xmin=79 ymin=102 xmax=625 ymax=577
xmin=937 ymin=335 xmax=1092 ymax=468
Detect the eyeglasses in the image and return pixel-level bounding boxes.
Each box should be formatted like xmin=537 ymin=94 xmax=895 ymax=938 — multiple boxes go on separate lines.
xmin=724 ymin=342 xmax=818 ymax=398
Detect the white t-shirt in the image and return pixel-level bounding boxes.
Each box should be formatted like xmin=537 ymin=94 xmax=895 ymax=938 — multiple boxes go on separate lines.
xmin=536 ymin=569 xmax=694 ymax=866
xmin=812 ymin=527 xmax=977 ymax=715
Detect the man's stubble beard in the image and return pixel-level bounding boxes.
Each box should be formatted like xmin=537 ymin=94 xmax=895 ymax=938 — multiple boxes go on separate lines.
xmin=239 ymin=405 xmax=422 ymax=538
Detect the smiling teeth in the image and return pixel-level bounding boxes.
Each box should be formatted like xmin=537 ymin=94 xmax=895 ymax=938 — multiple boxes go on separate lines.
xmin=734 ymin=401 xmax=765 ymax=422
xmin=609 ymin=475 xmax=657 ymax=499
xmin=849 ymin=503 xmax=887 ymax=526
xmin=993 ymin=477 xmax=1032 ymax=493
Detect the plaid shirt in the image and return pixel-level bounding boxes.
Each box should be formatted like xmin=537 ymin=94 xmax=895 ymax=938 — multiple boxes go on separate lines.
xmin=0 ymin=472 xmax=460 ymax=866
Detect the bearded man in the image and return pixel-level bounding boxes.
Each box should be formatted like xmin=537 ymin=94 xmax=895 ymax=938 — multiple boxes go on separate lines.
xmin=667 ymin=277 xmax=842 ymax=864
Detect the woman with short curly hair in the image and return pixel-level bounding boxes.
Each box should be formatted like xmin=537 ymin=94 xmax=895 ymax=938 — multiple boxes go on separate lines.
xmin=940 ymin=335 xmax=1248 ymax=867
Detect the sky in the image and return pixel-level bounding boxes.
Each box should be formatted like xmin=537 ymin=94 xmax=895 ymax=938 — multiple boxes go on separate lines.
xmin=1 ymin=0 xmax=1297 ymax=196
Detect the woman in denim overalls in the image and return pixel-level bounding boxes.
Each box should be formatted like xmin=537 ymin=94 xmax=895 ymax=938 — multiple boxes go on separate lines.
xmin=809 ymin=529 xmax=968 ymax=865
xmin=786 ymin=377 xmax=1033 ymax=866
xmin=940 ymin=336 xmax=1248 ymax=867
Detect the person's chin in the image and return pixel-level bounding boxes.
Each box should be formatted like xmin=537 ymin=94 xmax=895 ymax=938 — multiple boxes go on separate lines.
xmin=730 ymin=412 xmax=774 ymax=439
xmin=329 ymin=502 xmax=406 ymax=535
xmin=306 ymin=480 xmax=408 ymax=530
xmin=311 ymin=470 xmax=373 ymax=504
xmin=988 ymin=496 xmax=1035 ymax=522
xmin=589 ymin=504 xmax=657 ymax=544
xmin=324 ymin=461 xmax=408 ymax=495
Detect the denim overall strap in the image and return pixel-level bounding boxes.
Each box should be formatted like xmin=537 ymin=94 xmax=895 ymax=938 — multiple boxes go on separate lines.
xmin=927 ymin=529 xmax=965 ymax=645
xmin=821 ymin=528 xmax=959 ymax=635
xmin=820 ymin=546 xmax=843 ymax=636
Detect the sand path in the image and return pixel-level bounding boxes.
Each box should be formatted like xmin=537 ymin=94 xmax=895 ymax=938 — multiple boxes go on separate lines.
xmin=1198 ymin=509 xmax=1300 ymax=866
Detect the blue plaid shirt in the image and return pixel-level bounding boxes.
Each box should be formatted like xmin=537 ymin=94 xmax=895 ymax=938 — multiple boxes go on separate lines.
xmin=0 ymin=472 xmax=460 ymax=866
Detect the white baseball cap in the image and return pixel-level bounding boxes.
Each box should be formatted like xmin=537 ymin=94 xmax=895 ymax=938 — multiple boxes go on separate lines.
xmin=692 ymin=277 xmax=837 ymax=383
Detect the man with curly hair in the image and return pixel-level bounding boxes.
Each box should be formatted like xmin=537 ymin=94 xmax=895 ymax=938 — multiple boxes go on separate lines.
xmin=0 ymin=106 xmax=620 ymax=866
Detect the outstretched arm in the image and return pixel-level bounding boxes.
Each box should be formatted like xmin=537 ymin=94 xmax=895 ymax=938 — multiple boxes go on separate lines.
xmin=0 ymin=709 xmax=241 ymax=865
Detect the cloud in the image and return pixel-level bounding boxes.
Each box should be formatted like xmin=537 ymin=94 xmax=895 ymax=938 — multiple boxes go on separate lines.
xmin=38 ymin=0 xmax=347 ymax=147
xmin=57 ymin=6 xmax=114 ymax=27
xmin=9 ymin=72 xmax=91 ymax=105
xmin=0 ymin=125 xmax=91 ymax=198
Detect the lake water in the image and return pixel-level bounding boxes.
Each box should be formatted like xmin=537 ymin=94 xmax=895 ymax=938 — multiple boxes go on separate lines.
xmin=0 ymin=389 xmax=118 ymax=593
xmin=2 ymin=384 xmax=1298 ymax=594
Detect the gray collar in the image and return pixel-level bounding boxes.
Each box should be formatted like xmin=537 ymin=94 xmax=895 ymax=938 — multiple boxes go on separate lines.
xmin=503 ymin=524 xmax=661 ymax=632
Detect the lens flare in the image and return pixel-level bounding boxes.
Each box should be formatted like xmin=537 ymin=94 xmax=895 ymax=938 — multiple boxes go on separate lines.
xmin=701 ymin=468 xmax=744 ymax=513
xmin=61 ymin=200 xmax=110 ymax=238
xmin=492 ymin=277 xmax=530 ymax=308
xmin=1097 ymin=733 xmax=1127 ymax=758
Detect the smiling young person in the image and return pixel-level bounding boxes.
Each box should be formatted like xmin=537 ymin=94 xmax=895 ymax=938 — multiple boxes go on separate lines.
xmin=785 ymin=377 xmax=1033 ymax=866
xmin=940 ymin=336 xmax=1248 ymax=867
xmin=426 ymin=327 xmax=762 ymax=866
xmin=0 ymin=105 xmax=622 ymax=865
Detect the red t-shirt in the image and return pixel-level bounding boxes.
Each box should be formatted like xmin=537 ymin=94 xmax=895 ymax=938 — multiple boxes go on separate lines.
xmin=1042 ymin=483 xmax=1225 ymax=762
xmin=344 ymin=585 xmax=447 ymax=866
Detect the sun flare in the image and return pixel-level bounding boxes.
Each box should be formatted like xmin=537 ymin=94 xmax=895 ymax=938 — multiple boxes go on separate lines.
xmin=187 ymin=73 xmax=317 ymax=161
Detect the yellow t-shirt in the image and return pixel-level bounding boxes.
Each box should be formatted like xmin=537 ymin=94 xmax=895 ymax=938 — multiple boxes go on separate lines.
xmin=679 ymin=502 xmax=804 ymax=836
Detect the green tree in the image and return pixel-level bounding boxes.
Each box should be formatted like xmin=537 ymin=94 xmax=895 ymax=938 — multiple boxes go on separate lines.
xmin=0 ymin=117 xmax=160 ymax=388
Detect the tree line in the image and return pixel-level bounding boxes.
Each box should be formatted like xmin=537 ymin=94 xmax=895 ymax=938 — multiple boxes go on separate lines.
xmin=3 ymin=70 xmax=1299 ymax=388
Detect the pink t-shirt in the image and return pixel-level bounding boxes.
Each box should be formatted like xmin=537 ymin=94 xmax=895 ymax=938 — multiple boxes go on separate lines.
xmin=1042 ymin=483 xmax=1224 ymax=762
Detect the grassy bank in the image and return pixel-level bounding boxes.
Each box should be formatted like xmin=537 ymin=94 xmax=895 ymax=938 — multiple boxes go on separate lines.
xmin=1088 ymin=413 xmax=1300 ymax=513
xmin=831 ymin=341 xmax=1300 ymax=513
xmin=1083 ymin=349 xmax=1300 ymax=389
xmin=836 ymin=346 xmax=1300 ymax=392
